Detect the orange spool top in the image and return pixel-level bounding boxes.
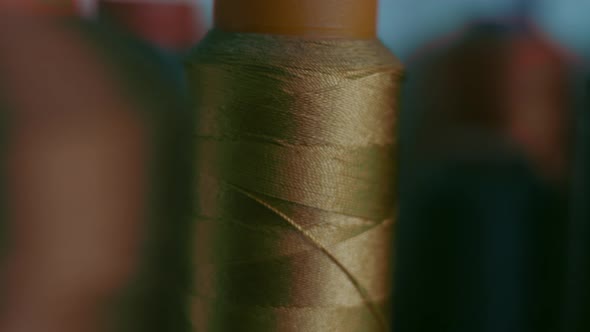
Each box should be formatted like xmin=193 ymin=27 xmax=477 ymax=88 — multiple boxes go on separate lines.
xmin=214 ymin=0 xmax=378 ymax=39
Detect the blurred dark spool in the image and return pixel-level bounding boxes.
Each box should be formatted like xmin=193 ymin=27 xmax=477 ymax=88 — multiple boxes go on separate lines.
xmin=80 ymin=22 xmax=195 ymax=332
xmin=561 ymin=75 xmax=590 ymax=332
xmin=395 ymin=19 xmax=574 ymax=332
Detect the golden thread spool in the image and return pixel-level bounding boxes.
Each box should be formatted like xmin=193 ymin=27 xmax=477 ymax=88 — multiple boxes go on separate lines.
xmin=186 ymin=1 xmax=402 ymax=331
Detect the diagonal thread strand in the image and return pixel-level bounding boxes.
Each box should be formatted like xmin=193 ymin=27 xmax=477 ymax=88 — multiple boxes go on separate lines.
xmin=228 ymin=183 xmax=388 ymax=331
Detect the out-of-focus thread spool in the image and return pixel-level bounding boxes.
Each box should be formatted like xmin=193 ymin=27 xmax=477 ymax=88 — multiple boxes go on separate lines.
xmin=0 ymin=15 xmax=195 ymax=332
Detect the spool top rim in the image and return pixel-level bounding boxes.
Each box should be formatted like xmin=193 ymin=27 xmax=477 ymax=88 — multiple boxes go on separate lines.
xmin=214 ymin=0 xmax=378 ymax=39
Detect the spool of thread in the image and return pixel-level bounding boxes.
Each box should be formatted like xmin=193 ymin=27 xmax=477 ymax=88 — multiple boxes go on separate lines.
xmin=396 ymin=18 xmax=575 ymax=332
xmin=72 ymin=20 xmax=196 ymax=332
xmin=0 ymin=16 xmax=149 ymax=332
xmin=186 ymin=0 xmax=402 ymax=331
xmin=561 ymin=74 xmax=590 ymax=332
xmin=0 ymin=16 xmax=194 ymax=332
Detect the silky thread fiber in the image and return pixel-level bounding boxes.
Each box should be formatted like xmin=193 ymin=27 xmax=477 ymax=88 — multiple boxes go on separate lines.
xmin=186 ymin=29 xmax=403 ymax=332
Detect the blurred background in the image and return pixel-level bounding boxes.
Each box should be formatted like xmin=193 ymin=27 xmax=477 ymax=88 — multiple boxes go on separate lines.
xmin=0 ymin=0 xmax=589 ymax=331
xmin=75 ymin=0 xmax=590 ymax=60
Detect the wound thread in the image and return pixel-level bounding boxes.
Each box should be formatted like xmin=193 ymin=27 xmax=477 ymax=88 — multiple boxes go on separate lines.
xmin=186 ymin=30 xmax=402 ymax=332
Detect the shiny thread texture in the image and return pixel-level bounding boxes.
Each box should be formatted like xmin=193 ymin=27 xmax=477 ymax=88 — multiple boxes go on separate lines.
xmin=185 ymin=30 xmax=403 ymax=332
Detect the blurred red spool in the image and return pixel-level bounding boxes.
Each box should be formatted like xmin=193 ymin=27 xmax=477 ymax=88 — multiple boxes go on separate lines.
xmin=98 ymin=0 xmax=206 ymax=51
